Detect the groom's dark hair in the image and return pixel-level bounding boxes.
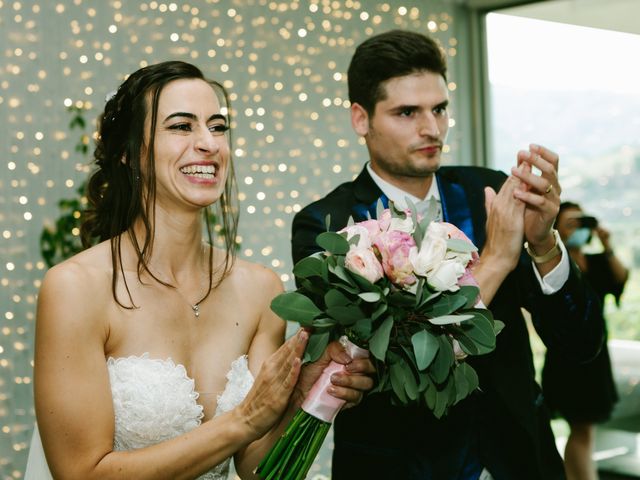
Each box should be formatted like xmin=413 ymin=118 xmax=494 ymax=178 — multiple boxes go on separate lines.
xmin=347 ymin=30 xmax=448 ymax=116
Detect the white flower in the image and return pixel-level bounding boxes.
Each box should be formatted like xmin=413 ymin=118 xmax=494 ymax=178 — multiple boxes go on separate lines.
xmin=427 ymin=259 xmax=465 ymax=292
xmin=389 ymin=216 xmax=415 ymax=234
xmin=409 ymin=235 xmax=447 ymax=277
xmin=340 ymin=224 xmax=374 ymax=249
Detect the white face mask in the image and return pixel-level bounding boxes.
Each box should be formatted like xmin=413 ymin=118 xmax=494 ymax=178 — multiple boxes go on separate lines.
xmin=565 ymin=228 xmax=591 ymax=248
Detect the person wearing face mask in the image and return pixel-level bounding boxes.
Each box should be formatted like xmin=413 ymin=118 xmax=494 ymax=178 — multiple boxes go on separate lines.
xmin=542 ymin=201 xmax=629 ymax=480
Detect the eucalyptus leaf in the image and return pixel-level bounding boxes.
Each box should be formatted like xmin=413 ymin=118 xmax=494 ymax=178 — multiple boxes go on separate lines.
xmin=328 ymin=263 xmax=356 ymax=286
xmin=304 ymin=331 xmax=330 ymax=363
xmin=458 ymin=285 xmax=481 ymax=308
xmin=324 ymin=289 xmax=352 ymax=308
xmin=424 ymin=293 xmax=468 ymax=317
xmin=430 ymin=335 xmax=454 ymax=384
xmin=326 ymin=305 xmax=363 ymax=326
xmin=270 ymin=292 xmax=321 ymax=325
xmin=400 ymin=360 xmax=419 ymax=400
xmin=457 ymin=313 xmax=497 ymax=354
xmin=347 ymin=233 xmax=360 ymax=246
xmin=376 ymin=198 xmax=385 ymax=220
xmin=411 ymin=329 xmax=440 ymax=370
xmin=292 ymin=256 xmax=325 ymax=279
xmin=324 ymin=214 xmax=332 ymax=231
xmin=446 ymin=238 xmax=478 ymax=253
xmin=390 ymin=362 xmax=408 ymax=403
xmin=347 ymin=269 xmax=379 ymax=292
xmin=428 ymin=314 xmax=474 ymax=326
xmin=316 ymin=231 xmax=350 ymax=255
xmin=369 ymin=316 xmax=394 ymax=361
xmin=350 ymin=317 xmax=373 ymax=340
xmin=358 ymin=291 xmax=381 ymax=302
xmin=311 ymin=317 xmax=337 ymax=332
xmin=371 ymin=302 xmax=388 ymax=321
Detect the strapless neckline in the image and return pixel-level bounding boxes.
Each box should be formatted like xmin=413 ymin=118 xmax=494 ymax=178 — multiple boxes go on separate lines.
xmin=107 ymin=353 xmax=254 ymax=479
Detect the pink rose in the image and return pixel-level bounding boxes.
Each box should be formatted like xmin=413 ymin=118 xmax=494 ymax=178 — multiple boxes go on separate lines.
xmin=344 ymin=246 xmax=384 ymax=283
xmin=377 ymin=209 xmax=392 ymax=232
xmin=373 ymin=230 xmax=417 ymax=288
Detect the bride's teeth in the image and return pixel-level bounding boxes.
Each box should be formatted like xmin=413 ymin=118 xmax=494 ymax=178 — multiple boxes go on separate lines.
xmin=180 ymin=165 xmax=216 ymax=176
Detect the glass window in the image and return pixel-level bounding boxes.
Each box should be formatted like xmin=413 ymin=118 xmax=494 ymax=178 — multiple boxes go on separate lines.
xmin=485 ymin=12 xmax=640 ymax=342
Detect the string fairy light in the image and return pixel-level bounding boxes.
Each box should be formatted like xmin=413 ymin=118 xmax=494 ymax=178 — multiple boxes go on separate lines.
xmin=0 ymin=1 xmax=458 ymax=476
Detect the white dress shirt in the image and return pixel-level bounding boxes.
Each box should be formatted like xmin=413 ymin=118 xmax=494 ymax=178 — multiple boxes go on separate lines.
xmin=365 ymin=163 xmax=569 ymax=294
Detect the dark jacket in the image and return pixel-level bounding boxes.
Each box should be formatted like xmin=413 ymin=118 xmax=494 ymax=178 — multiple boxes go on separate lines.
xmin=291 ymin=166 xmax=604 ymax=480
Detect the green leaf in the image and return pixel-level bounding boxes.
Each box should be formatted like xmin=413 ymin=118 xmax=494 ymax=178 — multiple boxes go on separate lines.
xmin=390 ymin=362 xmax=408 ymax=403
xmin=456 ymin=313 xmax=498 ymax=354
xmin=358 ymin=291 xmax=381 ymax=302
xmin=369 ymin=316 xmax=393 ymax=361
xmin=446 ymin=238 xmax=478 ymax=253
xmin=325 ymin=214 xmax=331 ymax=231
xmin=324 ymin=289 xmax=351 ymax=308
xmin=270 ymin=292 xmax=321 ymax=326
xmin=304 ymin=331 xmax=330 ymax=363
xmin=433 ymin=378 xmax=453 ymax=419
xmin=401 ymin=360 xmax=419 ymax=400
xmin=328 ymin=263 xmax=356 ymax=286
xmin=325 ymin=305 xmax=363 ymax=326
xmin=430 ymin=335 xmax=454 ymax=384
xmin=371 ymin=302 xmax=388 ymax=321
xmin=424 ymin=293 xmax=468 ymax=317
xmin=311 ymin=317 xmax=337 ymax=332
xmin=411 ymin=329 xmax=440 ymax=370
xmin=414 ymin=278 xmax=425 ymax=306
xmin=316 ymin=231 xmax=350 ymax=255
xmin=347 ymin=269 xmax=377 ymax=291
xmin=453 ymin=363 xmax=479 ymax=404
xmin=458 ymin=285 xmax=481 ymax=308
xmin=388 ymin=291 xmax=415 ymax=307
xmin=350 ymin=317 xmax=373 ymax=340
xmin=292 ymin=256 xmax=325 ymax=279
xmin=428 ymin=314 xmax=474 ymax=326
xmin=376 ymin=198 xmax=385 ymax=220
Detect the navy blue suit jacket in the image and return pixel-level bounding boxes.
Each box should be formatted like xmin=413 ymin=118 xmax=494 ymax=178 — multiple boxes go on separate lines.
xmin=291 ymin=166 xmax=604 ymax=480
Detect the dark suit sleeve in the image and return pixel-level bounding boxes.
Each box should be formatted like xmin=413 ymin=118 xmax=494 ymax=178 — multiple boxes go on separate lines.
xmin=524 ymin=257 xmax=605 ymax=364
xmin=291 ymin=205 xmax=327 ymax=264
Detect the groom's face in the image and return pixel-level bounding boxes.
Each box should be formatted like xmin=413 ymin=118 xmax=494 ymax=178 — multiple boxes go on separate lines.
xmin=352 ymin=71 xmax=449 ymax=185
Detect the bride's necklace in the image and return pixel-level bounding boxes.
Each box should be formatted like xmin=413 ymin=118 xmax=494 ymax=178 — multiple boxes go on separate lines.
xmin=149 ymin=246 xmax=210 ymax=319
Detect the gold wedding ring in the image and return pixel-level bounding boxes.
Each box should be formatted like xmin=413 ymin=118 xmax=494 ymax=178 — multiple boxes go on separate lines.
xmin=545 ymin=184 xmax=553 ymax=194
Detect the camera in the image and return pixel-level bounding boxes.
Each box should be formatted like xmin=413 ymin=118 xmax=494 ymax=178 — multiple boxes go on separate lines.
xmin=578 ymin=216 xmax=598 ymax=229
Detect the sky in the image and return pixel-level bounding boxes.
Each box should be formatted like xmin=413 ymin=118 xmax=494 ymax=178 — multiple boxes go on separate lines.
xmin=485 ymin=13 xmax=640 ymax=94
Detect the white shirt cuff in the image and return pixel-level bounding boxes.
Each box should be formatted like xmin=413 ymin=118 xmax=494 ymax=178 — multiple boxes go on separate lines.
xmin=531 ymin=240 xmax=570 ymax=294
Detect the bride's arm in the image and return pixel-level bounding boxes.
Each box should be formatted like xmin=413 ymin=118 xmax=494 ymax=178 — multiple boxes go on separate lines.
xmin=233 ymin=268 xmax=375 ymax=479
xmin=34 ymin=261 xmax=305 ymax=480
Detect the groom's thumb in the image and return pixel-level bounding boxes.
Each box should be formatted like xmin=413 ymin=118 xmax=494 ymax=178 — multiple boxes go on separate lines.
xmin=484 ymin=186 xmax=496 ymax=214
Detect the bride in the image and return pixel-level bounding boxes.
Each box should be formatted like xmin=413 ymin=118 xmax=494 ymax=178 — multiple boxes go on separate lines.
xmin=26 ymin=60 xmax=373 ymax=479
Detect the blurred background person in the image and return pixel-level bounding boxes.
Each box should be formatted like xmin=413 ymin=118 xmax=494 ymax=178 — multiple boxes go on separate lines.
xmin=543 ymin=201 xmax=630 ymax=480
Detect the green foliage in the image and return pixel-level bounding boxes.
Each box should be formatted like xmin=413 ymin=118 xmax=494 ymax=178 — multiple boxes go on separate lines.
xmin=271 ymin=204 xmax=504 ymax=419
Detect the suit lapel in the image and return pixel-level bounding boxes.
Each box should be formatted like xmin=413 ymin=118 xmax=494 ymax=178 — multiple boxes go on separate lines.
xmin=352 ymin=168 xmax=388 ymax=220
xmin=436 ymin=170 xmax=478 ymax=246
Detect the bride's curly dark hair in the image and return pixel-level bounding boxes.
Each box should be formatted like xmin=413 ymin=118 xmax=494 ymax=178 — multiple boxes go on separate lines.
xmin=81 ymin=60 xmax=238 ymax=308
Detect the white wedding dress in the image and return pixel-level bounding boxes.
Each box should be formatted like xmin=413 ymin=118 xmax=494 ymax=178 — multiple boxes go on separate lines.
xmin=24 ymin=354 xmax=254 ymax=480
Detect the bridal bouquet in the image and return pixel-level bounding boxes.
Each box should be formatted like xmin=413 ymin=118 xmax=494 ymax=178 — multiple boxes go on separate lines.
xmin=256 ymin=200 xmax=503 ymax=480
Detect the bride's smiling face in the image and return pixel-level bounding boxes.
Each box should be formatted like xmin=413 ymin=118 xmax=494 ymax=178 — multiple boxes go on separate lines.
xmin=143 ymin=78 xmax=230 ymax=211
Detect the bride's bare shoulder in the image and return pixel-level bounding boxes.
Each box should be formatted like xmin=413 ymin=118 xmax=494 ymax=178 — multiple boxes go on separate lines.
xmin=226 ymin=255 xmax=284 ymax=297
xmin=40 ymin=241 xmax=114 ymax=299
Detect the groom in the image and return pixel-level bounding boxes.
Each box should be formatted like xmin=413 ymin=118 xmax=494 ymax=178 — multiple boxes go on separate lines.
xmin=291 ymin=30 xmax=604 ymax=479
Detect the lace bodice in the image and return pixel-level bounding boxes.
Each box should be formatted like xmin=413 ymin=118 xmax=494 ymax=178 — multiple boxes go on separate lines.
xmin=107 ymin=354 xmax=254 ymax=480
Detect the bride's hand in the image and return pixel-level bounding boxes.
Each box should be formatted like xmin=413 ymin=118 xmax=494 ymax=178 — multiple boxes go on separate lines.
xmin=234 ymin=329 xmax=308 ymax=439
xmin=291 ymin=339 xmax=376 ymax=410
